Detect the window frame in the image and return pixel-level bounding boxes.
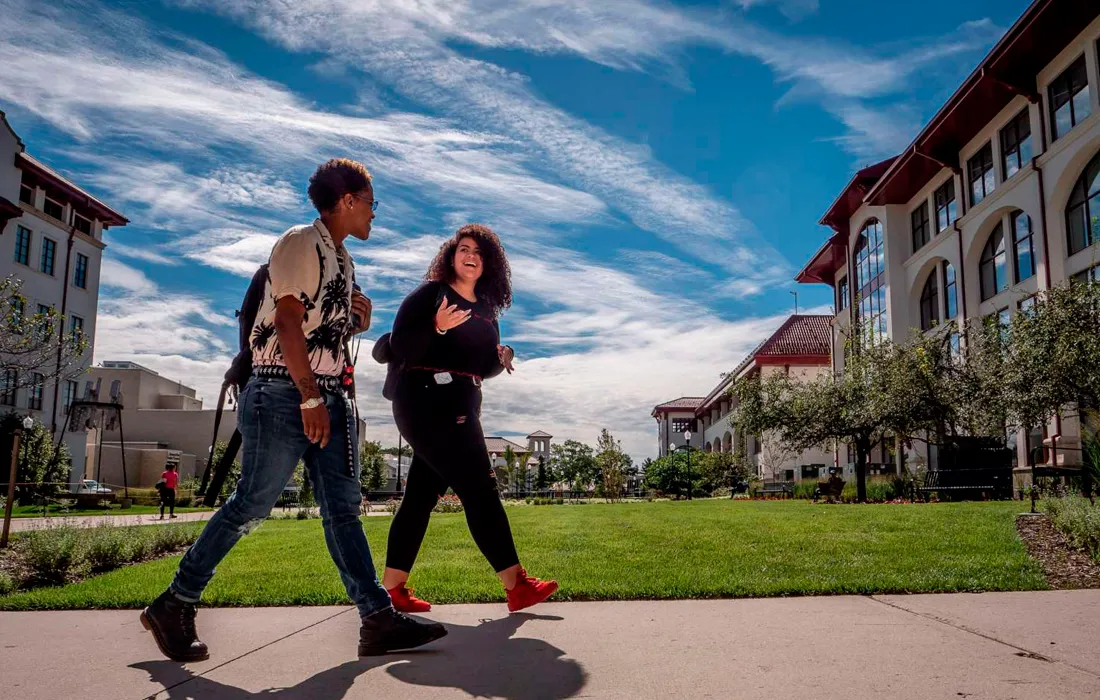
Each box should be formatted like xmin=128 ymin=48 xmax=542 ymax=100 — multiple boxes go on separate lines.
xmin=943 ymin=262 xmax=958 ymax=319
xmin=28 ymin=372 xmax=44 ymax=411
xmin=911 ymin=201 xmax=931 ymax=254
xmin=72 ymin=212 xmax=92 ymax=236
xmin=980 ymin=224 xmax=1008 ymax=302
xmin=19 ymin=183 xmax=34 ymax=206
xmin=967 ymin=142 xmax=996 ymax=207
xmin=42 ymin=196 xmax=64 ymax=221
xmin=62 ymin=380 xmax=78 ymax=412
xmin=1049 ymin=55 xmax=1091 ymax=141
xmin=934 ymin=179 xmax=957 ymax=233
xmin=0 ymin=369 xmax=17 ymax=407
xmin=73 ymin=253 xmax=89 ymax=289
xmin=836 ymin=275 xmax=849 ymax=313
xmin=919 ymin=272 xmax=939 ymax=332
xmin=854 ymin=219 xmax=887 ymax=346
xmin=70 ymin=314 xmax=84 ymax=338
xmin=14 ymin=225 xmax=32 ymax=266
xmin=1065 ymin=149 xmax=1100 ymax=256
xmin=40 ymin=237 xmax=57 ymax=276
xmin=1000 ymin=109 xmax=1033 ymax=181
xmin=1011 ymin=211 xmax=1036 ymax=283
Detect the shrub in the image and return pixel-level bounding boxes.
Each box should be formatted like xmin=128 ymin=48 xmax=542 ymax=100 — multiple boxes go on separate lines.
xmin=384 ymin=498 xmax=401 ymax=514
xmin=791 ymin=482 xmax=818 ymax=500
xmin=555 ymin=498 xmax=564 ymax=505
xmin=81 ymin=525 xmax=135 ymax=573
xmin=1042 ymin=496 xmax=1100 ymax=560
xmin=0 ymin=570 xmax=15 ymax=596
xmin=433 ymin=494 xmax=464 ymax=513
xmin=20 ymin=527 xmax=80 ymax=585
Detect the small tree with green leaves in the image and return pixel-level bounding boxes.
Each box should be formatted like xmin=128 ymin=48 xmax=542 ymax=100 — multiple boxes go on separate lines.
xmin=550 ymin=440 xmax=597 ymax=492
xmin=0 ymin=413 xmax=71 ymax=504
xmin=1 ymin=276 xmax=89 ymax=390
xmin=359 ymin=440 xmax=387 ymax=493
xmin=595 ymin=428 xmax=628 ymax=501
xmin=535 ymin=454 xmax=549 ymax=491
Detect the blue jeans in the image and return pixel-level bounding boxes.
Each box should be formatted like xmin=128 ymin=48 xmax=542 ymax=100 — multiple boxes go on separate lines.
xmin=170 ymin=377 xmax=391 ymax=618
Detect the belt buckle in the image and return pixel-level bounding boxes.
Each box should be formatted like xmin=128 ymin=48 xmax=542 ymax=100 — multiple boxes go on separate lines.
xmin=434 ymin=372 xmax=453 ymax=385
xmin=472 ymin=376 xmax=482 ymax=387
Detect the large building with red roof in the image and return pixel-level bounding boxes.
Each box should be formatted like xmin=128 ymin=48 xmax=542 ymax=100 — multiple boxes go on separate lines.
xmin=796 ymin=0 xmax=1100 ymax=472
xmin=652 ymin=314 xmax=833 ymax=482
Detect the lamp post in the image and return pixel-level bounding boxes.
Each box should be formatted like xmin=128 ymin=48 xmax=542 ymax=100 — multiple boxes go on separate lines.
xmin=2 ymin=416 xmax=34 ymax=548
xmin=668 ymin=431 xmax=694 ymax=500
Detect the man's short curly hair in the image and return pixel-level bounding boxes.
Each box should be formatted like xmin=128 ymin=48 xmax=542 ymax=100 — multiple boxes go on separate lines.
xmin=426 ymin=224 xmax=512 ymax=316
xmin=307 ymin=158 xmax=372 ymax=213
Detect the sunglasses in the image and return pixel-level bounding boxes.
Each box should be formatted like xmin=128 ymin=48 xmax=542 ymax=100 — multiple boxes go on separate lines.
xmin=350 ymin=192 xmax=379 ymax=211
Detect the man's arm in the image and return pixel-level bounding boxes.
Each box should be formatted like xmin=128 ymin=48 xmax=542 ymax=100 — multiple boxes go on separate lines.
xmin=274 ymin=295 xmax=329 ymax=447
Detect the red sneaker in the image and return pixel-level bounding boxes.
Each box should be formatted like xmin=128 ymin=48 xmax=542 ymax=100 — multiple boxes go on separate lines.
xmin=388 ymin=584 xmax=432 ymax=613
xmin=506 ymin=569 xmax=559 ymax=612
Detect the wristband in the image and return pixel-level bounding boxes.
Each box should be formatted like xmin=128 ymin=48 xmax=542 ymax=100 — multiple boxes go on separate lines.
xmin=435 ymin=326 xmax=447 ymax=335
xmin=300 ymin=397 xmax=324 ymax=410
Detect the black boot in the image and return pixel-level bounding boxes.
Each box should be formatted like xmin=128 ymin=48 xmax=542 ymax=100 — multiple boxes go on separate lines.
xmin=140 ymin=590 xmax=210 ymax=662
xmin=358 ymin=607 xmax=448 ymax=656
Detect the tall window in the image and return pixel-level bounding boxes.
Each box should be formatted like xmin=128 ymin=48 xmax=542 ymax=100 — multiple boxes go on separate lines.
xmin=70 ymin=315 xmax=84 ymax=338
xmin=28 ymin=373 xmax=44 ymax=411
xmin=671 ymin=418 xmax=693 ymax=434
xmin=43 ymin=197 xmax=63 ymax=221
xmin=934 ymin=179 xmax=957 ymax=232
xmin=36 ymin=304 xmax=52 ymax=339
xmin=14 ymin=226 xmax=31 ymax=265
xmin=1001 ymin=109 xmax=1033 ymax=180
xmin=1049 ymin=56 xmax=1091 ymax=141
xmin=980 ymin=225 xmax=1008 ymax=301
xmin=1066 ymin=150 xmax=1100 ymax=256
xmin=19 ymin=183 xmax=33 ymax=205
xmin=40 ymin=238 xmax=56 ymax=276
xmin=1018 ymin=295 xmax=1036 ymax=316
xmin=73 ymin=253 xmax=89 ymax=289
xmin=943 ymin=262 xmax=958 ymax=319
xmin=997 ymin=308 xmax=1011 ymax=341
xmin=854 ymin=219 xmax=887 ymax=345
xmin=1011 ymin=211 xmax=1035 ymax=283
xmin=836 ymin=275 xmax=849 ymax=312
xmin=968 ymin=142 xmax=996 ymax=207
xmin=920 ymin=272 xmax=939 ymax=331
xmin=1073 ymin=264 xmax=1100 ymax=284
xmin=0 ymin=370 xmax=17 ymax=407
xmin=9 ymin=297 xmax=24 ymax=329
xmin=911 ymin=201 xmax=931 ymax=253
xmin=63 ymin=380 xmax=78 ymax=412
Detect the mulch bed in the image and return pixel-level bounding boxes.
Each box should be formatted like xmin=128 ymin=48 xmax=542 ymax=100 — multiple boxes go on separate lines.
xmin=1016 ymin=513 xmax=1100 ymax=589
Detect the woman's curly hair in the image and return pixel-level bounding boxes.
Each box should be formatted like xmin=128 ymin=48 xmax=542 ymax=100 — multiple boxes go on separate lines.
xmin=426 ymin=224 xmax=512 ymax=316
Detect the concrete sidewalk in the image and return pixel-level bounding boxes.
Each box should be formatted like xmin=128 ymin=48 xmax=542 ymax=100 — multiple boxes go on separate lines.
xmin=8 ymin=508 xmax=391 ymax=532
xmin=2 ymin=592 xmax=1098 ymax=699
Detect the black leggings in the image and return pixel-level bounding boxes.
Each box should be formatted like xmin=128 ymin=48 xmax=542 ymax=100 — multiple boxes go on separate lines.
xmin=386 ymin=373 xmax=520 ymax=574
xmin=160 ymin=488 xmax=176 ymax=517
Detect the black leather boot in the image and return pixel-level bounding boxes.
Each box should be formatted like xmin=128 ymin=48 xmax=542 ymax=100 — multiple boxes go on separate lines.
xmin=140 ymin=590 xmax=210 ymax=662
xmin=358 ymin=607 xmax=447 ymax=656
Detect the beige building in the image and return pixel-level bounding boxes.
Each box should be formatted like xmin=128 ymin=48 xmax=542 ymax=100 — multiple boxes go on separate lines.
xmin=653 ymin=315 xmax=834 ymax=482
xmin=85 ymin=361 xmax=366 ymax=488
xmin=0 ymin=112 xmax=128 ymax=488
xmin=796 ymin=0 xmax=1100 ymax=474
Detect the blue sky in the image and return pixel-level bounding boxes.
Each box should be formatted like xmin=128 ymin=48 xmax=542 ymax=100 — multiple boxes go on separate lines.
xmin=0 ymin=0 xmax=1030 ymax=459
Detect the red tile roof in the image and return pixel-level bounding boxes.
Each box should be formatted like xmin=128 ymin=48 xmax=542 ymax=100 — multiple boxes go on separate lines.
xmin=698 ymin=315 xmax=832 ymax=411
xmin=651 ymin=397 xmax=705 ymax=416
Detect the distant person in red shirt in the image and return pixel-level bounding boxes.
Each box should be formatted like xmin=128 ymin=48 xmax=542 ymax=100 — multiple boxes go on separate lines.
xmin=158 ymin=465 xmax=179 ymax=520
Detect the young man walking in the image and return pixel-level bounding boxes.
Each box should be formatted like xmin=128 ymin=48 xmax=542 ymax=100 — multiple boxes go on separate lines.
xmin=140 ymin=159 xmax=446 ymax=662
xmin=158 ymin=464 xmax=178 ymax=520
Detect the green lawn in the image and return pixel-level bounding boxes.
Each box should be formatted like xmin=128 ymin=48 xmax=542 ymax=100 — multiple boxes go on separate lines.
xmin=0 ymin=500 xmax=1046 ymax=610
xmin=9 ymin=504 xmax=212 ymax=518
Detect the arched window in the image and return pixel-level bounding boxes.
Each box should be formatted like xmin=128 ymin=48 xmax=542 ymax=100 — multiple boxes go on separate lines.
xmin=920 ymin=272 xmax=939 ymax=331
xmin=1011 ymin=211 xmax=1035 ymax=282
xmin=854 ymin=219 xmax=886 ymax=345
xmin=979 ymin=224 xmax=1007 ymax=301
xmin=943 ymin=262 xmax=958 ymax=319
xmin=1066 ymin=150 xmax=1100 ymax=255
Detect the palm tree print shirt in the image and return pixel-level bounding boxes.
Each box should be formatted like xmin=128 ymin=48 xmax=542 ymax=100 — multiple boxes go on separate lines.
xmin=250 ymin=219 xmax=354 ymax=377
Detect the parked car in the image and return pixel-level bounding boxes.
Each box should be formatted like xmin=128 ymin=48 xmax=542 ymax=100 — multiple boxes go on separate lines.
xmin=76 ymin=479 xmax=112 ymax=495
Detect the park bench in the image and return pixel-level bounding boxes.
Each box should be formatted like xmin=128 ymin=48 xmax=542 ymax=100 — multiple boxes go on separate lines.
xmin=918 ymin=468 xmax=1011 ymax=501
xmin=758 ymin=481 xmax=793 ymax=498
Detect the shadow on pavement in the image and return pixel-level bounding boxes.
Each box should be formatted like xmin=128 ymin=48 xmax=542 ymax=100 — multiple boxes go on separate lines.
xmin=131 ymin=613 xmax=587 ymax=700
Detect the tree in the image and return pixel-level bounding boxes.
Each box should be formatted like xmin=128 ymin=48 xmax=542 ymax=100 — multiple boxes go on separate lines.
xmin=1003 ymin=281 xmax=1100 ymax=443
xmin=595 ymin=428 xmax=628 ymax=501
xmin=534 ymin=454 xmax=549 ymax=491
xmin=0 ymin=276 xmax=89 ymax=392
xmin=550 ymin=440 xmax=597 ymax=491
xmin=359 ymin=440 xmax=387 ymax=492
xmin=502 ymin=445 xmax=517 ymax=495
xmin=695 ymin=450 xmax=750 ymax=495
xmin=293 ymin=459 xmax=314 ymax=508
xmin=210 ymin=440 xmax=242 ymax=501
xmin=644 ymin=455 xmax=680 ymax=496
xmin=381 ymin=444 xmax=413 ymax=458
xmin=757 ymin=436 xmax=797 ymax=483
xmin=1 ymin=413 xmax=70 ymax=504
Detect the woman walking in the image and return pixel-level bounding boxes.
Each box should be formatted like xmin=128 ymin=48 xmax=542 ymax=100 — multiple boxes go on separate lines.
xmin=376 ymin=224 xmax=557 ymax=614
